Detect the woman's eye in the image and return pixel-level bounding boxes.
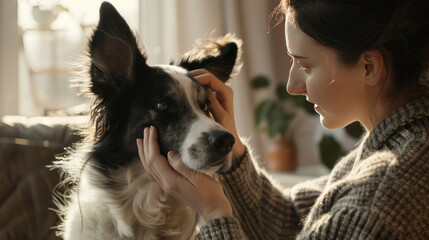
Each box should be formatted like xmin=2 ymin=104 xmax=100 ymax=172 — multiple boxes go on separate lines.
xmin=156 ymin=101 xmax=168 ymax=111
xmin=299 ymin=65 xmax=311 ymax=73
xmin=297 ymin=60 xmax=311 ymax=72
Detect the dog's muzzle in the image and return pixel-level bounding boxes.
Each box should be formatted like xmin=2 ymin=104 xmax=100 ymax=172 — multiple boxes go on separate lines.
xmin=208 ymin=130 xmax=235 ymax=155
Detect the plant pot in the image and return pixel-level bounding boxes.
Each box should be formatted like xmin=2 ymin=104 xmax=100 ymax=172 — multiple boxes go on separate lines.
xmin=267 ymin=137 xmax=297 ymax=172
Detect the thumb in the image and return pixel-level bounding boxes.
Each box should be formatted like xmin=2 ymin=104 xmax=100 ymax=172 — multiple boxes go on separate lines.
xmin=168 ymin=151 xmax=186 ymax=171
xmin=167 ymin=151 xmax=196 ymax=180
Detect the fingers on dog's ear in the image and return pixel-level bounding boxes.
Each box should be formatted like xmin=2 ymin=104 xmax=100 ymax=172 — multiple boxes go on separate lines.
xmin=208 ymin=91 xmax=226 ymax=120
xmin=193 ymin=73 xmax=225 ymax=91
xmin=190 ymin=69 xmax=209 ymax=78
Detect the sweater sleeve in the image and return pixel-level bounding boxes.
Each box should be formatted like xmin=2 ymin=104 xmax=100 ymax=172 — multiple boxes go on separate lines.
xmin=196 ymin=148 xmax=329 ymax=239
xmin=296 ymin=207 xmax=403 ymax=240
xmin=196 ymin=217 xmax=242 ymax=239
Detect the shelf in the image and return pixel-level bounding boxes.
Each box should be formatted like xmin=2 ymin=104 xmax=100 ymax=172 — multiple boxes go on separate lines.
xmin=29 ymin=66 xmax=71 ymax=75
xmin=21 ymin=27 xmax=65 ymax=33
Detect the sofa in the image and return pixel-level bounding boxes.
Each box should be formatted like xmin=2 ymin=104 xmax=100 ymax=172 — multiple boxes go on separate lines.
xmin=0 ymin=115 xmax=86 ymax=240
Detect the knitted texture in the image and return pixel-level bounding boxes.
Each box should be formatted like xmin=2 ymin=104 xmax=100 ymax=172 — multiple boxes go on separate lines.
xmin=195 ymin=95 xmax=429 ymax=239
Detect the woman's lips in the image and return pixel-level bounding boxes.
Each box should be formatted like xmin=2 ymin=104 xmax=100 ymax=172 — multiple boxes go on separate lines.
xmin=307 ymin=98 xmax=321 ymax=113
xmin=314 ymin=104 xmax=321 ymax=113
xmin=314 ymin=104 xmax=320 ymax=114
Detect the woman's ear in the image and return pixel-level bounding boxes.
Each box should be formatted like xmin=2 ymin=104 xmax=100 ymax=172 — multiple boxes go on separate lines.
xmin=362 ymin=50 xmax=386 ymax=87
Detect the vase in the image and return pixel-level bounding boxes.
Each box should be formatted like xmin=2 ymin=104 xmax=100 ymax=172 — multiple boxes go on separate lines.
xmin=32 ymin=6 xmax=58 ymax=29
xmin=267 ymin=137 xmax=297 ymax=171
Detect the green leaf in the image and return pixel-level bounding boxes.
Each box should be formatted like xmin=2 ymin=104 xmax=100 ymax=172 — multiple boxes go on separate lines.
xmin=266 ymin=104 xmax=294 ymax=138
xmin=319 ymin=135 xmax=346 ymax=169
xmin=290 ymin=95 xmax=317 ymax=115
xmin=267 ymin=104 xmax=285 ymax=138
xmin=275 ymin=84 xmax=290 ymax=101
xmin=280 ymin=112 xmax=294 ymax=137
xmin=345 ymin=121 xmax=365 ymax=139
xmin=55 ymin=4 xmax=70 ymax=12
xmin=255 ymin=99 xmax=276 ymax=127
xmin=251 ymin=75 xmax=270 ymax=89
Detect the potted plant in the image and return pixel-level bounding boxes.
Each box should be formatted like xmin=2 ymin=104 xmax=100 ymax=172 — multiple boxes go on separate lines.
xmin=252 ymin=75 xmax=298 ymax=171
xmin=252 ymin=75 xmax=365 ymax=171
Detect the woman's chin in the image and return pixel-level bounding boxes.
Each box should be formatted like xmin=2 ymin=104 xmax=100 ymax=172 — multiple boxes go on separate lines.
xmin=319 ymin=115 xmax=349 ymax=130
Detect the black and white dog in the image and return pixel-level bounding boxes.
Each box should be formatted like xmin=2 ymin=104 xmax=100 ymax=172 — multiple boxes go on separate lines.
xmin=53 ymin=2 xmax=241 ymax=239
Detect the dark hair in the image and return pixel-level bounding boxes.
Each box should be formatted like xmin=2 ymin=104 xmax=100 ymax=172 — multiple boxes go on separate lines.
xmin=276 ymin=0 xmax=429 ymax=107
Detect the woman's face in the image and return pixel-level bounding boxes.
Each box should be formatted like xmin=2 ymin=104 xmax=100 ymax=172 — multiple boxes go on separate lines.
xmin=285 ymin=15 xmax=368 ymax=129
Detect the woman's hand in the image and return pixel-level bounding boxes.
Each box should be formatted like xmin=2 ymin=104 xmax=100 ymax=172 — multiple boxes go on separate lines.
xmin=190 ymin=69 xmax=246 ymax=159
xmin=136 ymin=126 xmax=233 ymax=222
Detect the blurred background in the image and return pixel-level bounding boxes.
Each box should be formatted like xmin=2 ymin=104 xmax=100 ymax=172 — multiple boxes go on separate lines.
xmin=0 ymin=0 xmax=364 ymax=238
xmin=1 ymin=0 xmax=368 ymax=183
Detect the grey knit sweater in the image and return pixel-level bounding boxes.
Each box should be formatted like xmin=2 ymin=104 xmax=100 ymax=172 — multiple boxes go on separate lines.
xmin=196 ymin=95 xmax=429 ymax=239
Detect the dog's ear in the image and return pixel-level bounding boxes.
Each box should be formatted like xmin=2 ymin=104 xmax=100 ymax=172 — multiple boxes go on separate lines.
xmin=177 ymin=34 xmax=242 ymax=83
xmin=89 ymin=2 xmax=143 ymax=96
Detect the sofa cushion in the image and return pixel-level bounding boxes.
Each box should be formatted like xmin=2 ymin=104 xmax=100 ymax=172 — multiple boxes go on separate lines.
xmin=0 ymin=116 xmax=86 ymax=240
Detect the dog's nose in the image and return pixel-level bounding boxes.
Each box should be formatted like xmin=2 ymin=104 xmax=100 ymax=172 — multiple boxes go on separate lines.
xmin=208 ymin=131 xmax=235 ymax=155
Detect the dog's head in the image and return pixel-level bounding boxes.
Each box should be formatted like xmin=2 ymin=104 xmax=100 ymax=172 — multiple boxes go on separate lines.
xmin=86 ymin=2 xmax=241 ymax=175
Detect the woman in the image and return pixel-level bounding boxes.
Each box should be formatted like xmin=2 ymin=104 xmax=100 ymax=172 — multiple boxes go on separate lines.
xmin=137 ymin=0 xmax=429 ymax=239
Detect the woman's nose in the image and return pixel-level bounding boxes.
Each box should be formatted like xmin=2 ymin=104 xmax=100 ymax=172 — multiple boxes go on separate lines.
xmin=286 ymin=73 xmax=306 ymax=96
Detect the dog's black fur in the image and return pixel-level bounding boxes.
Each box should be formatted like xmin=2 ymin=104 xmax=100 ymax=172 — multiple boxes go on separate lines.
xmin=53 ymin=2 xmax=241 ymax=239
xmin=86 ymin=2 xmax=239 ymax=175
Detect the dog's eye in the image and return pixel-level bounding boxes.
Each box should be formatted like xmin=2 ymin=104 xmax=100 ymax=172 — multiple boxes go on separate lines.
xmin=156 ymin=101 xmax=168 ymax=111
xmin=200 ymin=101 xmax=210 ymax=114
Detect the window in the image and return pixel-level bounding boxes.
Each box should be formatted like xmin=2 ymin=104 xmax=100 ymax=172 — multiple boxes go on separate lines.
xmin=18 ymin=0 xmax=139 ymax=116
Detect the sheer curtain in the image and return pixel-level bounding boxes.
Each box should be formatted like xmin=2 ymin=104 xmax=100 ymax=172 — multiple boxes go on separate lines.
xmin=138 ymin=0 xmax=315 ymax=166
xmin=0 ymin=0 xmax=19 ymax=118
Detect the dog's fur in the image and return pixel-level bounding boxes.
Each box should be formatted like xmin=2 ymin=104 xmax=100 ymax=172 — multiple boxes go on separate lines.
xmin=52 ymin=2 xmax=242 ymax=239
